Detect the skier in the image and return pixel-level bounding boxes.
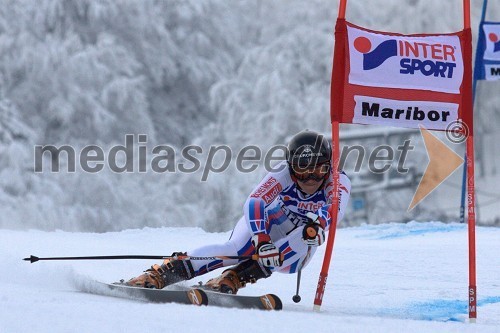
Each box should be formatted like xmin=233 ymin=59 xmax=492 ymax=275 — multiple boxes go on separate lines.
xmin=126 ymin=129 xmax=351 ymax=294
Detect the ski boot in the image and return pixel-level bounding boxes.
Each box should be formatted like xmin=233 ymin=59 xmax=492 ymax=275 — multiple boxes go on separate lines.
xmin=125 ymin=253 xmax=195 ymax=289
xmin=204 ymin=260 xmax=271 ymax=294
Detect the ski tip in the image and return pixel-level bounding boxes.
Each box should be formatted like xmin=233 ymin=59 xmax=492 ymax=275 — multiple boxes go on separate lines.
xmin=23 ymin=255 xmax=39 ymax=263
xmin=261 ymin=294 xmax=283 ymax=311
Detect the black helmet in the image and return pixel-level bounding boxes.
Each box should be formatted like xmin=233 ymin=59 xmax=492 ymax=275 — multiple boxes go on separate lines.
xmin=286 ymin=130 xmax=331 ymax=168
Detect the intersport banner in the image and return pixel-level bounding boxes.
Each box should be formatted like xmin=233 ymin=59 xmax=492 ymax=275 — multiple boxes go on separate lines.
xmin=474 ymin=22 xmax=500 ymax=81
xmin=331 ymin=20 xmax=473 ymax=132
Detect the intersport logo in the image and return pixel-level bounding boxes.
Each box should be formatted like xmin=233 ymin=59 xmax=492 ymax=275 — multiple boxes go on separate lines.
xmin=481 ymin=24 xmax=500 ymax=61
xmin=347 ymin=25 xmax=464 ymax=94
xmin=353 ymin=36 xmax=457 ymax=78
xmin=489 ymin=33 xmax=500 ymax=52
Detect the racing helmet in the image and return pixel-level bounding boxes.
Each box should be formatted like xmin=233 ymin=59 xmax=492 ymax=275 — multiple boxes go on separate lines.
xmin=286 ymin=130 xmax=332 ymax=182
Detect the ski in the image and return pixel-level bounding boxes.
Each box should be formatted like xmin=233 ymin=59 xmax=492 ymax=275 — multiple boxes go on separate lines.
xmin=77 ymin=280 xmax=282 ymax=310
xmin=78 ymin=280 xmax=208 ymax=306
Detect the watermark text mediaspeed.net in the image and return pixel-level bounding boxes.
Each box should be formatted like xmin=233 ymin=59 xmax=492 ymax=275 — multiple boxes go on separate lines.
xmin=34 ymin=134 xmax=417 ymax=181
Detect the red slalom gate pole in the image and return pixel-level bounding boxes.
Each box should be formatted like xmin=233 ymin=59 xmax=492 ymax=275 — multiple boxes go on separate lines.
xmin=313 ymin=121 xmax=340 ymax=311
xmin=462 ymin=0 xmax=477 ymax=322
xmin=466 ymin=137 xmax=477 ymax=321
xmin=338 ymin=0 xmax=347 ymax=20
xmin=313 ymin=0 xmax=347 ymax=312
xmin=463 ymin=0 xmax=470 ymax=29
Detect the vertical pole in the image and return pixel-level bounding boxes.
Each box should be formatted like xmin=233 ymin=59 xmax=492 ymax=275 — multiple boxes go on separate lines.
xmin=313 ymin=121 xmax=340 ymax=311
xmin=467 ymin=138 xmax=477 ymax=322
xmin=463 ymin=0 xmax=470 ymax=29
xmin=463 ymin=0 xmax=477 ymax=322
xmin=461 ymin=0 xmax=486 ymax=226
xmin=313 ymin=0 xmax=347 ymax=312
xmin=338 ymin=0 xmax=347 ymax=19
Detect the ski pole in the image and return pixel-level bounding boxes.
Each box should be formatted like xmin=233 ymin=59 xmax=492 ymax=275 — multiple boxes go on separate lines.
xmin=293 ymin=268 xmax=303 ymax=303
xmin=292 ymin=246 xmax=312 ymax=303
xmin=23 ymin=254 xmax=259 ymax=263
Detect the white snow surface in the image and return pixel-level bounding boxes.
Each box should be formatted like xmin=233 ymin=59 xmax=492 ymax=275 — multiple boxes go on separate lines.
xmin=1 ymin=222 xmax=499 ymax=333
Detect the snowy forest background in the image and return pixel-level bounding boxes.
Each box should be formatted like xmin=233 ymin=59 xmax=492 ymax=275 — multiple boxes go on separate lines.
xmin=1 ymin=0 xmax=500 ymax=233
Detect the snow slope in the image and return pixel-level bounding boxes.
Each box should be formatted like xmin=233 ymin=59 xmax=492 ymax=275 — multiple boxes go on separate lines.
xmin=1 ymin=222 xmax=499 ymax=333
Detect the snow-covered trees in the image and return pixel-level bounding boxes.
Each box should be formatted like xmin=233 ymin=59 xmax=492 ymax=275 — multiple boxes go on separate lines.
xmin=1 ymin=0 xmax=499 ymax=231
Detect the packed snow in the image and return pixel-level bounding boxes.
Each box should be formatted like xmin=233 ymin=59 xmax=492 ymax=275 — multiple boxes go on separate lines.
xmin=1 ymin=222 xmax=499 ymax=332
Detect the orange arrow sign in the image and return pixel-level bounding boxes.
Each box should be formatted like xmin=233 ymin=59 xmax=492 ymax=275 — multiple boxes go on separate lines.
xmin=408 ymin=126 xmax=464 ymax=211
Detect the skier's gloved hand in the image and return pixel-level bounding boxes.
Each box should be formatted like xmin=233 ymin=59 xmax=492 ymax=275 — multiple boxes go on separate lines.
xmin=302 ymin=212 xmax=326 ymax=247
xmin=251 ymin=234 xmax=283 ymax=267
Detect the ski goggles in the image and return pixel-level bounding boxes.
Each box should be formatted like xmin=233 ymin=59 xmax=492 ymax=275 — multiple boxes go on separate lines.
xmin=290 ymin=162 xmax=330 ymax=182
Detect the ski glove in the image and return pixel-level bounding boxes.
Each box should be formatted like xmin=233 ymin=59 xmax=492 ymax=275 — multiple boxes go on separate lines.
xmin=251 ymin=234 xmax=283 ymax=267
xmin=302 ymin=212 xmax=326 ymax=247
